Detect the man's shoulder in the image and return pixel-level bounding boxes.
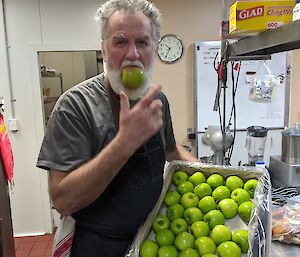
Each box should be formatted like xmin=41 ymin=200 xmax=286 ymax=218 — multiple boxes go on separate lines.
xmin=55 ymin=74 xmax=106 ymax=108
xmin=156 ymin=89 xmax=168 ymax=102
xmin=69 ymin=73 xmax=106 ymax=95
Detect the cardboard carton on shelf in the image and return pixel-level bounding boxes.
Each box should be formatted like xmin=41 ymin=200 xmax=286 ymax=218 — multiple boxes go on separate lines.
xmin=229 ymin=0 xmax=296 ymax=36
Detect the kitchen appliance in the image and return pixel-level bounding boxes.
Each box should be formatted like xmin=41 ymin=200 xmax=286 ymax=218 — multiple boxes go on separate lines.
xmin=269 ymin=123 xmax=300 ymax=188
xmin=245 ymin=126 xmax=268 ymax=166
xmin=281 ymin=123 xmax=300 ymax=164
xmin=202 ymin=126 xmax=233 ymax=165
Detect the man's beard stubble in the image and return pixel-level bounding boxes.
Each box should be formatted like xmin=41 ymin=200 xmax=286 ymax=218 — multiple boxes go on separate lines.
xmin=106 ymin=60 xmax=153 ymax=101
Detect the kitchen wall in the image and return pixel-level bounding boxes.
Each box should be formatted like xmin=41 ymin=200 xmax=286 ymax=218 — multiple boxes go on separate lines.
xmin=0 ymin=0 xmax=299 ymax=236
xmin=0 ymin=0 xmax=103 ymax=236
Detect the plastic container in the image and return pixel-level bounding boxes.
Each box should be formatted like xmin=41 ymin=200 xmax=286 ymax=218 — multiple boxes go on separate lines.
xmin=256 ymin=160 xmax=266 ymax=168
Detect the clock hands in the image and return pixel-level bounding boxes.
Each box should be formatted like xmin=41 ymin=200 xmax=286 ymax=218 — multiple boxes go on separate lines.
xmin=164 ymin=44 xmax=171 ymax=58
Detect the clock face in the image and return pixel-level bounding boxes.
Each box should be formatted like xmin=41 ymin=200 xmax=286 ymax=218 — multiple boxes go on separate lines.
xmin=157 ymin=34 xmax=183 ymax=63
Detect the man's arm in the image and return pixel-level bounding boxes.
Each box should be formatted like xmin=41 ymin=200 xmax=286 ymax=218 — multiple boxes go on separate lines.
xmin=166 ymin=143 xmax=199 ymax=162
xmin=49 ymin=85 xmax=163 ymax=216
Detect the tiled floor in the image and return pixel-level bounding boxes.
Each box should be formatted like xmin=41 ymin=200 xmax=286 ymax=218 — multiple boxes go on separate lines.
xmin=14 ymin=234 xmax=54 ymax=257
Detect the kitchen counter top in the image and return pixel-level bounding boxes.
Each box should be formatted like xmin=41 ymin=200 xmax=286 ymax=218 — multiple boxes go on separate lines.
xmin=271 ymin=241 xmax=300 ymax=256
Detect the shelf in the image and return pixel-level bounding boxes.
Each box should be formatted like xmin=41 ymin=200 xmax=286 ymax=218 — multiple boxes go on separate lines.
xmin=43 ymin=96 xmax=58 ymax=104
xmin=41 ymin=71 xmax=62 ymax=77
xmin=228 ymin=20 xmax=300 ymax=57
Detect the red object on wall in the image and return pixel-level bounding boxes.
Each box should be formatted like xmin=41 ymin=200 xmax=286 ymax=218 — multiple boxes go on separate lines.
xmin=0 ymin=115 xmax=14 ymax=183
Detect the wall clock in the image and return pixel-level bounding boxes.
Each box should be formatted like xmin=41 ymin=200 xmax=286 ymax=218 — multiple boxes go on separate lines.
xmin=157 ymin=34 xmax=184 ymax=63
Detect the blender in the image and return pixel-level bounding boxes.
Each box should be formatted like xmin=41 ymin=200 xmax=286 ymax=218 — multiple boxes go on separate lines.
xmin=245 ymin=126 xmax=268 ymax=166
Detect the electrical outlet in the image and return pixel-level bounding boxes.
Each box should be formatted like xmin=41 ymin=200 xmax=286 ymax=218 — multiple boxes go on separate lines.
xmin=187 ymin=128 xmax=196 ymax=140
xmin=8 ymin=118 xmax=18 ymax=131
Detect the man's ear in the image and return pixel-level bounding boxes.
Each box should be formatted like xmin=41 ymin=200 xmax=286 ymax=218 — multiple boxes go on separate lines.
xmin=101 ymin=41 xmax=107 ymax=60
xmin=154 ymin=41 xmax=159 ymax=53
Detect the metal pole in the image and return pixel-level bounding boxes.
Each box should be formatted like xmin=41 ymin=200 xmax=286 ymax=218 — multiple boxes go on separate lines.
xmin=221 ymin=0 xmax=229 ymax=165
xmin=1 ymin=0 xmax=16 ymax=118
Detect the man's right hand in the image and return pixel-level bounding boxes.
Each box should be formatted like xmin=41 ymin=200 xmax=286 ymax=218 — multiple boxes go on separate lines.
xmin=118 ymin=84 xmax=163 ymax=153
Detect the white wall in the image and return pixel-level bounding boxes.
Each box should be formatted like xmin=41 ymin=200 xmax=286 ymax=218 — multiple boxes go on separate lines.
xmin=0 ymin=0 xmax=104 ymax=236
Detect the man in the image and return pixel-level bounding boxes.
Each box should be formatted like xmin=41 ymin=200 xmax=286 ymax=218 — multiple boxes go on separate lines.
xmin=37 ymin=0 xmax=198 ymax=256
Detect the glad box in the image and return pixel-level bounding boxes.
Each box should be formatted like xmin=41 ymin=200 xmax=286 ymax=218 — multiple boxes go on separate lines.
xmin=229 ymin=0 xmax=295 ymax=35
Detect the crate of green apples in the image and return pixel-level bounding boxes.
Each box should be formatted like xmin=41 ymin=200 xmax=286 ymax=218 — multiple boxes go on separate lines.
xmin=125 ymin=161 xmax=271 ymax=257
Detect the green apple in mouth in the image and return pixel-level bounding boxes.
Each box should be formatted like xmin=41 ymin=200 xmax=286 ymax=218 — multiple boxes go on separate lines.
xmin=121 ymin=66 xmax=144 ymax=89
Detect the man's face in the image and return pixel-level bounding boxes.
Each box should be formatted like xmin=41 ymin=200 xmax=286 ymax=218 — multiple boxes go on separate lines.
xmin=101 ymin=10 xmax=157 ymax=100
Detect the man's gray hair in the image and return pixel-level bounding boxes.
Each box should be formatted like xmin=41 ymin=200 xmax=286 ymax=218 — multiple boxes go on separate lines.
xmin=96 ymin=0 xmax=162 ymax=41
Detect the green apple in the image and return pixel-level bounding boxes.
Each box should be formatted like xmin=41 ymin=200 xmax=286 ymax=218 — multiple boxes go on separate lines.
xmin=167 ymin=204 xmax=185 ymax=221
xmin=211 ymin=225 xmax=232 ymax=245
xmin=177 ymin=181 xmax=194 ymax=195
xmin=195 ymin=236 xmax=216 ymax=256
xmin=198 ymin=196 xmax=217 ymax=214
xmin=164 ymin=190 xmax=181 ymax=207
xmin=172 ymin=171 xmax=189 ymax=186
xmin=193 ymin=183 xmax=212 ymax=199
xmin=170 ymin=218 xmax=188 ymax=235
xmin=212 ymin=186 xmax=231 ymax=202
xmin=203 ymin=209 xmax=225 ymax=229
xmin=155 ymin=229 xmax=175 ymax=247
xmin=179 ymin=248 xmax=199 ymax=257
xmin=202 ymin=255 xmax=218 ymax=257
xmin=243 ymin=179 xmax=258 ymax=198
xmin=207 ymin=174 xmax=224 ymax=189
xmin=174 ymin=231 xmax=195 ymax=251
xmin=140 ymin=239 xmax=158 ymax=257
xmin=183 ymin=207 xmax=203 ymax=225
xmin=152 ymin=214 xmax=170 ymax=233
xmin=218 ymin=198 xmax=238 ymax=219
xmin=238 ymin=201 xmax=254 ymax=223
xmin=225 ymin=176 xmax=244 ymax=192
xmin=121 ymin=66 xmax=144 ymax=89
xmin=158 ymin=245 xmax=178 ymax=257
xmin=189 ymin=172 xmax=206 ymax=186
xmin=181 ymin=192 xmax=199 ymax=209
xmin=232 ymin=229 xmax=249 ymax=253
xmin=190 ymin=221 xmax=210 ymax=238
xmin=231 ymin=188 xmax=250 ymax=205
xmin=217 ymin=241 xmax=241 ymax=257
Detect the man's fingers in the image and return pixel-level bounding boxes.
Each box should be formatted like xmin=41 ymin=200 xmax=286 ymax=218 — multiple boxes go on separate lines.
xmin=140 ymin=84 xmax=161 ymax=107
xmin=119 ymin=90 xmax=130 ymax=116
xmin=150 ymin=99 xmax=163 ymax=113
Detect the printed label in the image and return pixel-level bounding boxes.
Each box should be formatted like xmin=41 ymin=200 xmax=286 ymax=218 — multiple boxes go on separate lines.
xmin=237 ymin=6 xmax=264 ymax=20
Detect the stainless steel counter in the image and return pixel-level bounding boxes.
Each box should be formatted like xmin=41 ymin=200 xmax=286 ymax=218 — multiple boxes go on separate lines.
xmin=270 ymin=241 xmax=300 ymax=256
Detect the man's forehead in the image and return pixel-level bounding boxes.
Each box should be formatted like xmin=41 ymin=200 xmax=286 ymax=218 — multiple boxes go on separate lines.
xmin=106 ymin=10 xmax=153 ymax=37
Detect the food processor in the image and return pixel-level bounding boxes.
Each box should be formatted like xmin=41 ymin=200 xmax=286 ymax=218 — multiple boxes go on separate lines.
xmin=269 ymin=123 xmax=300 ymax=188
xmin=245 ymin=126 xmax=268 ymax=166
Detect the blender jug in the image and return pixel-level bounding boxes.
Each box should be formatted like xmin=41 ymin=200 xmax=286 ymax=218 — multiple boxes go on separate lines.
xmin=246 ymin=126 xmax=268 ymax=166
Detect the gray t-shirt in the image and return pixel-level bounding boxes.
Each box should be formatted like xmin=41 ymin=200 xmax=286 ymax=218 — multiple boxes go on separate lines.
xmin=37 ymin=73 xmax=176 ymax=172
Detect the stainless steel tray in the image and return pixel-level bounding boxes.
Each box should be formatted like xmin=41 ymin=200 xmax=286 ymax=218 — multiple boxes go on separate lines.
xmin=126 ymin=161 xmax=272 ymax=257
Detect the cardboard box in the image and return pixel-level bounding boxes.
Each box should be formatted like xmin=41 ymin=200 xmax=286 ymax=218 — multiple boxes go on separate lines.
xmin=229 ymin=0 xmax=295 ymax=35
xmin=126 ymin=161 xmax=272 ymax=257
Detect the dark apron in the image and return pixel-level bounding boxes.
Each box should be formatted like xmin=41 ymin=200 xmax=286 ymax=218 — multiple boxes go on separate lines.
xmin=70 ymin=130 xmax=165 ymax=257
